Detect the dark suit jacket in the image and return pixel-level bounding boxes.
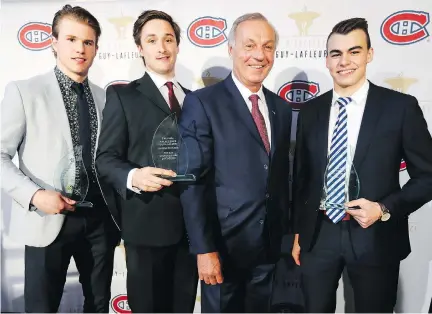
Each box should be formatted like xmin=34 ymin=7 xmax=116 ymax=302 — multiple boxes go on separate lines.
xmin=96 ymin=73 xmax=190 ymax=246
xmin=292 ymin=81 xmax=432 ymax=265
xmin=178 ymin=74 xmax=292 ymax=267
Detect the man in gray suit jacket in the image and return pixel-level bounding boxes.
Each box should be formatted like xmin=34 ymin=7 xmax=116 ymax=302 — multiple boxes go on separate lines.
xmin=1 ymin=5 xmax=119 ymax=313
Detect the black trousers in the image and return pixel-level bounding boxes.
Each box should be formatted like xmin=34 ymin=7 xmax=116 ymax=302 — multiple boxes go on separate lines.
xmin=24 ymin=204 xmax=118 ymax=313
xmin=124 ymin=238 xmax=198 ymax=313
xmin=201 ymin=250 xmax=276 ymax=313
xmin=300 ymin=215 xmax=400 ymax=313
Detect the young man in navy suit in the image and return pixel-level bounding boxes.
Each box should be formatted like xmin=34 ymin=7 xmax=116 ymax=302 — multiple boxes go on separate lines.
xmin=291 ymin=18 xmax=432 ymax=312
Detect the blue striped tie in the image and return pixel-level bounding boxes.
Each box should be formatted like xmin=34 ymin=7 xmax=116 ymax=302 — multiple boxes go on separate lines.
xmin=325 ymin=96 xmax=353 ymax=223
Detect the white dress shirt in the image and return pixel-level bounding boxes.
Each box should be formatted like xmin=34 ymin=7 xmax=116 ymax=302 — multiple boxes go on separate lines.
xmin=327 ymin=80 xmax=369 ymax=156
xmin=127 ymin=70 xmax=186 ymax=193
xmin=325 ymin=79 xmax=370 ymax=200
xmin=231 ymin=72 xmax=272 ymax=147
xmin=146 ymin=70 xmax=186 ymax=107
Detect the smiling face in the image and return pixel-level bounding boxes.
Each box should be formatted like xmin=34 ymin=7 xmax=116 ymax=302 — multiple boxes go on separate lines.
xmin=137 ymin=19 xmax=179 ymax=80
xmin=52 ymin=17 xmax=98 ymax=83
xmin=326 ymin=29 xmax=373 ymax=96
xmin=229 ymin=19 xmax=276 ymax=92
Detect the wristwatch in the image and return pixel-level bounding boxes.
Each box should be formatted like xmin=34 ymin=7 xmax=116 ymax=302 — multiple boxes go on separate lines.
xmin=379 ymin=203 xmax=391 ymax=221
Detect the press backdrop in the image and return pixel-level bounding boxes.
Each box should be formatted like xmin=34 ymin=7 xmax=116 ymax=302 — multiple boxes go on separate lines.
xmin=1 ymin=0 xmax=431 ymax=312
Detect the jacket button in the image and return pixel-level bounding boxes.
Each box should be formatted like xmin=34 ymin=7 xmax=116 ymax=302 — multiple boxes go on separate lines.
xmin=265 ymin=193 xmax=270 ymax=198
xmin=264 ymin=164 xmax=268 ymax=170
xmin=259 ymin=219 xmax=264 ymax=224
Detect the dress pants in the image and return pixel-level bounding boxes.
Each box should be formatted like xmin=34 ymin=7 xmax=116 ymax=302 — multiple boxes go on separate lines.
xmin=124 ymin=237 xmax=198 ymax=313
xmin=300 ymin=213 xmax=400 ymax=313
xmin=24 ymin=199 xmax=118 ymax=313
xmin=201 ymin=249 xmax=276 ymax=313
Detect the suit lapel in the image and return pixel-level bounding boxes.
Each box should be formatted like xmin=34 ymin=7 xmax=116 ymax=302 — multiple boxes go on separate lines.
xmin=223 ymin=75 xmax=267 ymax=152
xmin=89 ymin=82 xmax=104 ymax=156
xmin=264 ymin=88 xmax=277 ymax=158
xmin=353 ymin=83 xmax=385 ymax=171
xmin=316 ymin=91 xmax=333 ymax=179
xmin=44 ymin=70 xmax=73 ymax=150
xmin=178 ymin=83 xmax=190 ymax=94
xmin=136 ymin=73 xmax=171 ymax=115
xmin=89 ymin=82 xmax=103 ymax=134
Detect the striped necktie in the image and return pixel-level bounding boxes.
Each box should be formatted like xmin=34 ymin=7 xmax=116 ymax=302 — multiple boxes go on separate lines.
xmin=325 ymin=96 xmax=353 ymax=223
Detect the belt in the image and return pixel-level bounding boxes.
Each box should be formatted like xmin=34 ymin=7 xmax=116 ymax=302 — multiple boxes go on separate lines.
xmin=320 ymin=209 xmax=351 ymax=222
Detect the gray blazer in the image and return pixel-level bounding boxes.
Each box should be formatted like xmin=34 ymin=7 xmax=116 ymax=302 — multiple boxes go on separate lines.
xmin=1 ymin=69 xmax=105 ymax=247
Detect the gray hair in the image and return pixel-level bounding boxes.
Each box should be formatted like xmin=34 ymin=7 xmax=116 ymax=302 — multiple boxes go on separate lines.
xmin=227 ymin=13 xmax=279 ymax=47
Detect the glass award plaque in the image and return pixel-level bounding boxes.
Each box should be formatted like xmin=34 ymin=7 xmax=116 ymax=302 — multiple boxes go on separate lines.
xmin=319 ymin=146 xmax=360 ymax=212
xmin=53 ymin=145 xmax=93 ymax=207
xmin=151 ymin=113 xmax=196 ymax=182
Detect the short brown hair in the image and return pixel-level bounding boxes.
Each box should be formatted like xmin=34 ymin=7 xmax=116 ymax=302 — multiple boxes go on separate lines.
xmin=52 ymin=4 xmax=101 ymax=56
xmin=327 ymin=17 xmax=371 ymax=49
xmin=133 ymin=10 xmax=181 ymax=65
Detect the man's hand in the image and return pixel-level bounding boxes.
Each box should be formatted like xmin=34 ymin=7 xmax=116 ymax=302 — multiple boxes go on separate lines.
xmin=197 ymin=252 xmax=223 ymax=285
xmin=132 ymin=167 xmax=176 ymax=192
xmin=292 ymin=233 xmax=301 ymax=266
xmin=31 ymin=190 xmax=76 ymax=215
xmin=345 ymin=198 xmax=382 ymax=228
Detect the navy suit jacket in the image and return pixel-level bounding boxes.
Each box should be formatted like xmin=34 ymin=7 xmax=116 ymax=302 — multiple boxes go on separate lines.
xmin=291 ymin=82 xmax=432 ymax=265
xmin=179 ymin=74 xmax=292 ymax=266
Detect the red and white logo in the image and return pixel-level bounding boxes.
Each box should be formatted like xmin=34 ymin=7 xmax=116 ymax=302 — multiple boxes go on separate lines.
xmin=18 ymin=22 xmax=52 ymax=51
xmin=278 ymin=80 xmax=320 ymax=110
xmin=104 ymin=80 xmax=130 ymax=90
xmin=111 ymin=295 xmax=131 ymax=313
xmin=381 ymin=10 xmax=430 ymax=45
xmin=400 ymin=159 xmax=407 ymax=171
xmin=187 ymin=17 xmax=227 ymax=48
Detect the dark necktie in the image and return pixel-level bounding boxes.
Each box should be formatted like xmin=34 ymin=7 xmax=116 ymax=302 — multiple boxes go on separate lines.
xmin=71 ymin=82 xmax=92 ymax=172
xmin=249 ymin=94 xmax=270 ymax=154
xmin=165 ymin=81 xmax=181 ymax=118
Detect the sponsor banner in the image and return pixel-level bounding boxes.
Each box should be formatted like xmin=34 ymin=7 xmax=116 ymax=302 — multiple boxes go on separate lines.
xmin=17 ymin=22 xmax=52 ymax=51
xmin=187 ymin=17 xmax=228 ymax=47
xmin=381 ymin=10 xmax=430 ymax=45
xmin=111 ymin=295 xmax=131 ymax=314
xmin=278 ymin=80 xmax=320 ymax=110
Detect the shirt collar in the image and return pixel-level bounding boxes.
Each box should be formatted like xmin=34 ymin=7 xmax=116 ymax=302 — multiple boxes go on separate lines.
xmin=54 ymin=66 xmax=89 ymax=89
xmin=146 ymin=69 xmax=181 ymax=90
xmin=332 ymin=79 xmax=370 ymax=106
xmin=231 ymin=72 xmax=265 ymax=103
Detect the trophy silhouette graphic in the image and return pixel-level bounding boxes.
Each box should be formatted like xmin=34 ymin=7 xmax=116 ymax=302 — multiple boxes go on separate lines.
xmin=108 ymin=15 xmax=133 ymax=39
xmin=288 ymin=6 xmax=320 ymax=36
xmin=384 ymin=73 xmax=417 ymax=93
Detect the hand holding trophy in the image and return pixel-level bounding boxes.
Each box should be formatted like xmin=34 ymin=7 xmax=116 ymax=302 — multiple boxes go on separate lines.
xmin=151 ymin=113 xmax=196 ymax=182
xmin=54 ymin=145 xmax=93 ymax=208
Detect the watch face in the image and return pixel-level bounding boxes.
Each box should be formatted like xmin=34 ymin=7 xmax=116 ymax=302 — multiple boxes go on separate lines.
xmin=381 ymin=212 xmax=391 ymax=221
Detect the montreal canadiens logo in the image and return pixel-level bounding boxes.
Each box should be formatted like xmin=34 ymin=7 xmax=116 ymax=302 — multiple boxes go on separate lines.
xmin=400 ymin=159 xmax=407 ymax=171
xmin=187 ymin=17 xmax=227 ymax=47
xmin=18 ymin=22 xmax=52 ymax=51
xmin=381 ymin=10 xmax=430 ymax=45
xmin=104 ymin=80 xmax=130 ymax=90
xmin=111 ymin=294 xmax=131 ymax=313
xmin=278 ymin=80 xmax=320 ymax=110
